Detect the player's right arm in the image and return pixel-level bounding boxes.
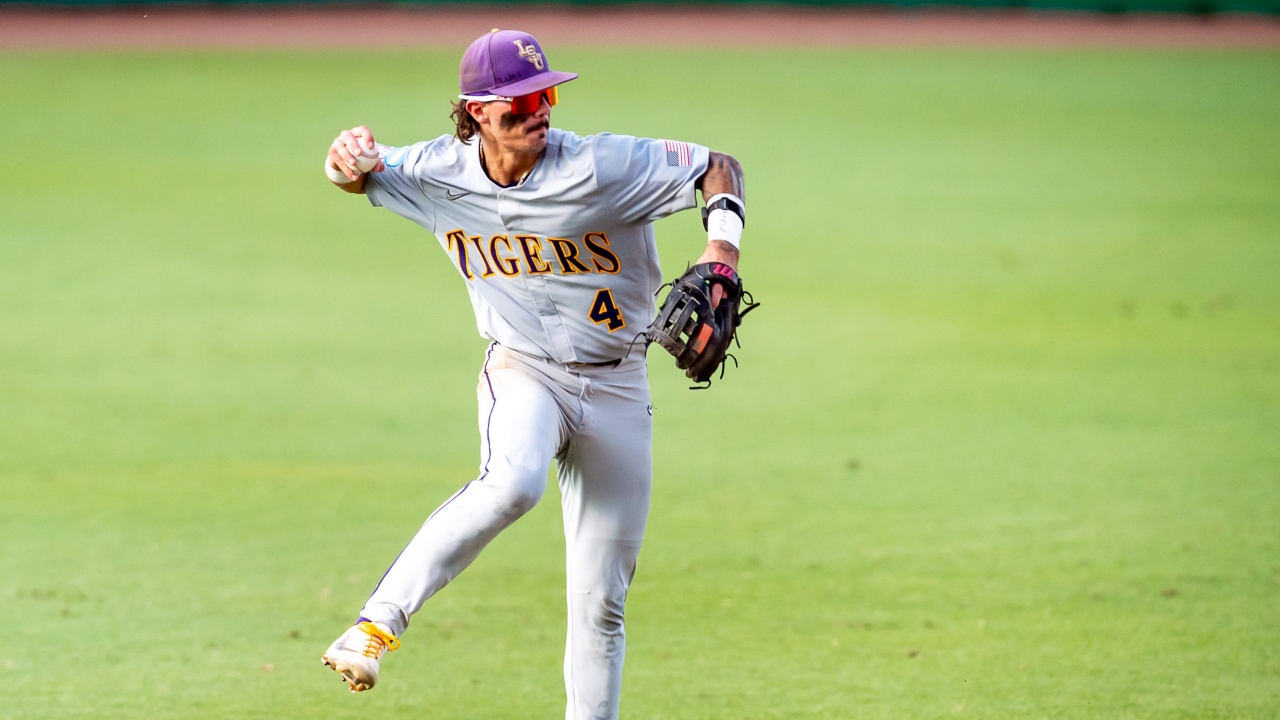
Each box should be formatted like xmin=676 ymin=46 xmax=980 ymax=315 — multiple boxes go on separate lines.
xmin=326 ymin=125 xmax=384 ymax=195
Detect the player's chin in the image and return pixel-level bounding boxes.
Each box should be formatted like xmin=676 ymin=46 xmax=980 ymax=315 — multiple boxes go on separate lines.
xmin=523 ymin=127 xmax=549 ymax=151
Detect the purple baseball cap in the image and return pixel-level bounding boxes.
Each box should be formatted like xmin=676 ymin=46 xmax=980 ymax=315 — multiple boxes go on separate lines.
xmin=459 ymin=29 xmax=577 ymax=97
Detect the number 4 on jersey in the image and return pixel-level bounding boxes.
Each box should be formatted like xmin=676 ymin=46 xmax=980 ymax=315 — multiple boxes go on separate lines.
xmin=589 ymin=288 xmax=626 ymax=332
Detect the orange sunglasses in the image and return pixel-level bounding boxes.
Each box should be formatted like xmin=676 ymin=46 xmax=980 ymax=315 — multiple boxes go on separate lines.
xmin=459 ymin=85 xmax=559 ymax=115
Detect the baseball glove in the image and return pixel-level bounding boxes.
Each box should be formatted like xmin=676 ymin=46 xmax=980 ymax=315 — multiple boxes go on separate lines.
xmin=644 ymin=262 xmax=758 ymax=388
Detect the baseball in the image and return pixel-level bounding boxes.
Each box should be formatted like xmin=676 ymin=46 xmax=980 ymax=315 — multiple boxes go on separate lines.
xmin=354 ymin=145 xmax=380 ymax=173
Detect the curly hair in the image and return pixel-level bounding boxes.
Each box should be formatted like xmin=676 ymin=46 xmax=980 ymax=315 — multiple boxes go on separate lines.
xmin=450 ymin=100 xmax=480 ymax=143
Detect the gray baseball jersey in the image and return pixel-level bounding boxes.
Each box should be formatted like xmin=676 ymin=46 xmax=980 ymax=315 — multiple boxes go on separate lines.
xmin=366 ymin=129 xmax=710 ymax=364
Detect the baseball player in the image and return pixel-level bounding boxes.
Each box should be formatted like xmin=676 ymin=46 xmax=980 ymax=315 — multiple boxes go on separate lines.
xmin=319 ymin=29 xmax=746 ymax=720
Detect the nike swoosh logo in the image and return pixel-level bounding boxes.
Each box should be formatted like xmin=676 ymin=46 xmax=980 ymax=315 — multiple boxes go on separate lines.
xmin=446 ymin=190 xmax=471 ymax=201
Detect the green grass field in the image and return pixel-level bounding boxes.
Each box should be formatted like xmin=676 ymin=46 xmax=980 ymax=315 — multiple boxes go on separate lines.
xmin=1 ymin=47 xmax=1278 ymax=719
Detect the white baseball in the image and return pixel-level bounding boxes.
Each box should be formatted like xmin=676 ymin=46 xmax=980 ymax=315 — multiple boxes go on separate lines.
xmin=354 ymin=145 xmax=380 ymax=173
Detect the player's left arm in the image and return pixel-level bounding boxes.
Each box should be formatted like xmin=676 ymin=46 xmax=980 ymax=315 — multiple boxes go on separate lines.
xmin=695 ymin=151 xmax=745 ymax=305
xmin=695 ymin=151 xmax=743 ymax=270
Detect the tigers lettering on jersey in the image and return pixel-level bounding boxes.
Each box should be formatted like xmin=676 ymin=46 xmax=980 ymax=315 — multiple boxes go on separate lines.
xmin=445 ymin=229 xmax=621 ymax=281
xmin=365 ymin=130 xmax=710 ymax=363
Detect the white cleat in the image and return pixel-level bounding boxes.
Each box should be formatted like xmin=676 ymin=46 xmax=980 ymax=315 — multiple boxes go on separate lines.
xmin=321 ymin=621 xmax=400 ymax=693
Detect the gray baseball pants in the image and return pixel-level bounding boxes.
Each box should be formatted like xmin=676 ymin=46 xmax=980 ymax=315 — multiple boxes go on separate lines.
xmin=359 ymin=342 xmax=653 ymax=720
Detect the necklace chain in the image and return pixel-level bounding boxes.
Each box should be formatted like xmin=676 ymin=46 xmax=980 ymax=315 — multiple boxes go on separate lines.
xmin=479 ymin=139 xmax=533 ymax=186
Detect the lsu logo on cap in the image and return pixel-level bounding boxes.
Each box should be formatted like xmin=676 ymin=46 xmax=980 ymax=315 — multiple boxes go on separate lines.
xmin=513 ymin=40 xmax=545 ymax=71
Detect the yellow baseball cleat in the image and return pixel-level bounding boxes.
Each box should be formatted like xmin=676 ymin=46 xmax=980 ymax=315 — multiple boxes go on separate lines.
xmin=321 ymin=620 xmax=400 ymax=692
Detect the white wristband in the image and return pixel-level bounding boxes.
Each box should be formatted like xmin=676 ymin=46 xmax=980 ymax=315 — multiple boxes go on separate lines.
xmin=325 ymin=159 xmax=359 ymax=185
xmin=707 ymin=208 xmax=743 ymax=249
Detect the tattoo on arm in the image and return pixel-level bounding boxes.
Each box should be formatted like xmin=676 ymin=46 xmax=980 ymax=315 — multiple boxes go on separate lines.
xmin=698 ymin=151 xmax=745 ymax=203
xmin=694 ymin=151 xmax=745 ymax=268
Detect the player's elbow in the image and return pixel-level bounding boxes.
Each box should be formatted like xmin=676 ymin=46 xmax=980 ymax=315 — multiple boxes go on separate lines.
xmin=711 ymin=151 xmax=742 ymax=176
xmin=700 ymin=151 xmax=744 ymax=195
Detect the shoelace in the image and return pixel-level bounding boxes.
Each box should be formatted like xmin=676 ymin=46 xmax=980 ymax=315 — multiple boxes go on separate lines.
xmin=356 ymin=621 xmax=401 ymax=658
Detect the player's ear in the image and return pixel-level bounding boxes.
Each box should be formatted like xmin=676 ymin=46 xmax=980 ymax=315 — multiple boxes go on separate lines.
xmin=466 ymin=100 xmax=489 ymax=126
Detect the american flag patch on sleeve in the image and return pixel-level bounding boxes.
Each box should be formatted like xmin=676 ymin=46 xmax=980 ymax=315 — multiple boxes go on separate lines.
xmin=664 ymin=140 xmax=691 ymax=167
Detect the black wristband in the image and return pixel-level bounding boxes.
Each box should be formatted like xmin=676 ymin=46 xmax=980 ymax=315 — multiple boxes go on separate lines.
xmin=701 ymin=196 xmax=745 ymax=231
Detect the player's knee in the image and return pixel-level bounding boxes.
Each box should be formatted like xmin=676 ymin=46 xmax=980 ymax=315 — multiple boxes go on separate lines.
xmin=493 ymin=466 xmax=546 ymax=517
xmin=502 ymin=483 xmax=544 ymax=517
xmin=587 ymin=593 xmax=626 ymax=638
